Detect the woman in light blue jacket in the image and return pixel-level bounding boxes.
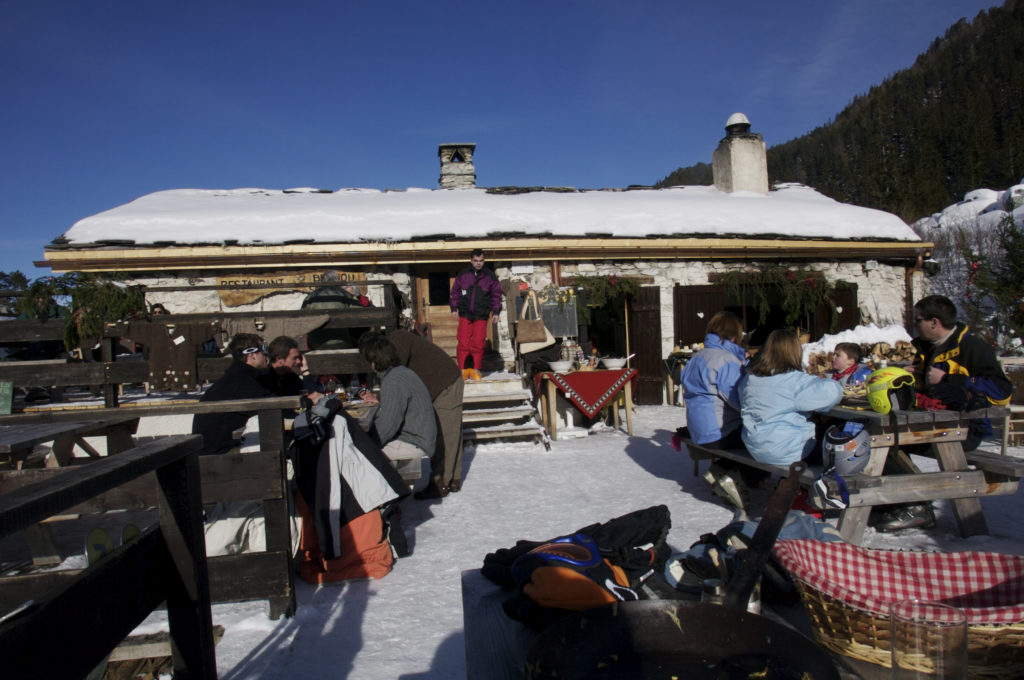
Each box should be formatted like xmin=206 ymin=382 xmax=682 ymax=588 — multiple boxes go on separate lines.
xmin=682 ymin=311 xmax=746 ymax=448
xmin=737 ymin=329 xmax=843 ymax=465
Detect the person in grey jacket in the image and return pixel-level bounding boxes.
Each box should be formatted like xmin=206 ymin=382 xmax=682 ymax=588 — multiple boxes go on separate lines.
xmin=361 ymin=335 xmax=438 ymax=468
xmin=360 ymin=330 xmax=464 ymax=499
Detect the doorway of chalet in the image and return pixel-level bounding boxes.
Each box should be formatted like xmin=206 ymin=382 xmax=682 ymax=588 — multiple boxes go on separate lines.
xmin=413 ymin=265 xmax=501 ymax=369
xmin=580 ymin=285 xmax=663 ymax=405
xmin=414 ymin=266 xmax=459 ymax=358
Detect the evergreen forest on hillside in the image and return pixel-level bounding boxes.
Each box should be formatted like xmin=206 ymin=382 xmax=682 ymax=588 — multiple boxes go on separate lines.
xmin=656 ymin=0 xmax=1023 ymax=223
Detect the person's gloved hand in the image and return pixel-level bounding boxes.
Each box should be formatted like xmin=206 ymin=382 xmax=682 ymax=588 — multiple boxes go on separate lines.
xmin=930 ymin=382 xmax=969 ymax=410
xmin=915 ymin=392 xmax=947 ymax=411
xmin=311 ymin=394 xmax=342 ymax=421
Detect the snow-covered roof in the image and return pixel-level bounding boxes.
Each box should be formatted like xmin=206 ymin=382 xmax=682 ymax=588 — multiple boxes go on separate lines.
xmin=62 ymin=183 xmax=920 ymax=246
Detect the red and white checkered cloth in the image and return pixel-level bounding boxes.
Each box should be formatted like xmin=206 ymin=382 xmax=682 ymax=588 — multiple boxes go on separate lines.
xmin=774 ymin=539 xmax=1024 ymax=625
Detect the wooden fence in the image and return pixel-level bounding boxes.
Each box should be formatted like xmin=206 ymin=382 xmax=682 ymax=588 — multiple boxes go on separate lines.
xmin=0 ymin=305 xmax=397 ymax=407
xmin=0 ymin=434 xmax=217 ymax=680
xmin=0 ymin=396 xmax=302 ymax=620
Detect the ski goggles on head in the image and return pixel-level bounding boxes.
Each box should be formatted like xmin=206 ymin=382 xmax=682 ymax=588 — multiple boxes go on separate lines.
xmin=241 ymin=344 xmax=267 ymax=355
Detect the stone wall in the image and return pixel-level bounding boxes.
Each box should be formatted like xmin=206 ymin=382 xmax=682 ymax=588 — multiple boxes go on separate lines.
xmin=131 ymin=257 xmax=914 ymax=368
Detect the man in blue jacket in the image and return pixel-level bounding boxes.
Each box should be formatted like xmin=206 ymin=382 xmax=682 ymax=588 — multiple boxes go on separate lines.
xmin=450 ymin=249 xmax=502 ymax=379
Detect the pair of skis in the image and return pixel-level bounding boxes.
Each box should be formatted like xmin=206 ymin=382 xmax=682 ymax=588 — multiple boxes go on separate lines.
xmin=83 ymin=524 xmax=141 ymax=680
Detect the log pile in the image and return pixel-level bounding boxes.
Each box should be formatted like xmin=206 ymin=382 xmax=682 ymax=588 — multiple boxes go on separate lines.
xmin=805 ymin=340 xmax=916 ymax=375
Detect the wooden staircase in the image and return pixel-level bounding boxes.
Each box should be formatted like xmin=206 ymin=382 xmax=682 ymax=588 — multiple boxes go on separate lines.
xmin=461 ymin=372 xmax=547 ymax=446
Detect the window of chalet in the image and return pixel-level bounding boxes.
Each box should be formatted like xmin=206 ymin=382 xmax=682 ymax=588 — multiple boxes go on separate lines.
xmin=673 ymin=282 xmax=858 ymax=349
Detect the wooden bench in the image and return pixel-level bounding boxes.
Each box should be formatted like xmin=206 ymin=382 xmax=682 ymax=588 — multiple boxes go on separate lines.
xmin=683 ymin=439 xmax=821 ymax=495
xmin=963 ymin=448 xmax=1024 ymax=479
xmin=0 ymin=434 xmax=216 ymax=680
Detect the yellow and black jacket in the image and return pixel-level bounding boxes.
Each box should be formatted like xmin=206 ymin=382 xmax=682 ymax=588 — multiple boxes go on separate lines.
xmin=912 ymin=322 xmax=1013 ymax=409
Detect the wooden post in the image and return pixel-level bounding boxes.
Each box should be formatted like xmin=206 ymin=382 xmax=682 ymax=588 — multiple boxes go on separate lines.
xmin=546 ymin=378 xmax=558 ymax=441
xmin=101 ymin=336 xmax=119 ymax=408
xmin=156 ymin=450 xmax=218 ymax=678
xmin=623 ymin=378 xmax=634 ymax=436
xmin=258 ymin=407 xmax=296 ymax=619
xmin=933 ymin=440 xmax=989 ymax=537
xmin=836 ymin=442 xmax=891 ymax=545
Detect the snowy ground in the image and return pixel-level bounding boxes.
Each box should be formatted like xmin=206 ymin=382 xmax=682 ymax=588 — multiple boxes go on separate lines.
xmin=106 ymin=404 xmax=1024 ymax=680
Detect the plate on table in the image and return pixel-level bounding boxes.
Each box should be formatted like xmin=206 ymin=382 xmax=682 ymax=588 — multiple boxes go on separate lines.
xmin=840 ymin=396 xmax=870 ymax=410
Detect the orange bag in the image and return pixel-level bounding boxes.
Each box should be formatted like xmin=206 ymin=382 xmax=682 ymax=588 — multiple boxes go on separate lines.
xmin=294 ymin=492 xmax=394 ymax=584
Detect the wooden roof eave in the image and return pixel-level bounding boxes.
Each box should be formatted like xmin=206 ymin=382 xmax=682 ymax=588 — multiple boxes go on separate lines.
xmin=40 ymin=237 xmax=933 ymax=273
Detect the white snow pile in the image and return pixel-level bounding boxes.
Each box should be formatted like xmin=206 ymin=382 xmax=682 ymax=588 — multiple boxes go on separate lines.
xmin=912 ymin=179 xmax=1024 ymax=232
xmin=801 ymin=323 xmax=913 ymax=368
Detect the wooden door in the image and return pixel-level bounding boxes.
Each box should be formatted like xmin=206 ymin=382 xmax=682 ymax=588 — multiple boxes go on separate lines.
xmin=810 ymin=284 xmax=859 ymax=339
xmin=674 ymin=285 xmax=725 ymax=347
xmin=629 ymin=286 xmax=664 ymax=405
xmin=414 ymin=266 xmax=459 ymax=358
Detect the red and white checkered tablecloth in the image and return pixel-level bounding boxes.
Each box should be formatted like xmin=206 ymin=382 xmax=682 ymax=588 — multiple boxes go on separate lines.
xmin=774 ymin=539 xmax=1024 ymax=625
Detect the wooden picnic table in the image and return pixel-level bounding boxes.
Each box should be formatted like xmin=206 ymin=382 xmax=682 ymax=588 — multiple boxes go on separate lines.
xmin=825 ymin=404 xmax=1020 ymax=544
xmin=534 ymin=368 xmax=637 ymax=439
xmin=0 ymin=414 xmax=140 ymax=469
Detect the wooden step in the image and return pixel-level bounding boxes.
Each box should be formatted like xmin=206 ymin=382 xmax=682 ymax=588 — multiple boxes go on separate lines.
xmin=463 ymin=389 xmax=533 ymax=404
xmin=462 ymin=374 xmax=526 ymax=395
xmin=463 ymin=422 xmax=545 ymax=442
xmin=462 ymin=406 xmax=536 ymax=423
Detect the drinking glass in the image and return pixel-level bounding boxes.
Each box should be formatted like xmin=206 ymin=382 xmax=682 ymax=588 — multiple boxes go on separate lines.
xmin=890 ymin=600 xmax=967 ymax=679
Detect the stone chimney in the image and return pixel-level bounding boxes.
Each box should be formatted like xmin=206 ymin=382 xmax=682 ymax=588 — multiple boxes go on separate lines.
xmin=711 ymin=113 xmax=769 ymax=194
xmin=438 ymin=143 xmax=476 ymax=189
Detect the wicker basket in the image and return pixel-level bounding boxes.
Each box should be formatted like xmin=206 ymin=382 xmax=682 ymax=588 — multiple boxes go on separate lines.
xmin=774 ymin=539 xmax=1024 ymax=680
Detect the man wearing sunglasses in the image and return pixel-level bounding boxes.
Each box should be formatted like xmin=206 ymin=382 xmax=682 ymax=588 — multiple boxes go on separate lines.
xmin=911 ymin=294 xmax=1013 ymax=439
xmin=192 ymin=333 xmax=274 ymax=455
xmin=873 ymin=295 xmax=1013 ymax=531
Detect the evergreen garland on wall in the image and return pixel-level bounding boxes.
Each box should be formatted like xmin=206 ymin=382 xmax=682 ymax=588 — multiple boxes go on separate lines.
xmin=570 ymin=275 xmax=642 ymax=323
xmin=717 ymin=266 xmax=841 ymax=328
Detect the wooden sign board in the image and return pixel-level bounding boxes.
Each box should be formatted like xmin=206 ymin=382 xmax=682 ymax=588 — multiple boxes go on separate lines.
xmin=216 ymin=271 xmax=365 ymax=307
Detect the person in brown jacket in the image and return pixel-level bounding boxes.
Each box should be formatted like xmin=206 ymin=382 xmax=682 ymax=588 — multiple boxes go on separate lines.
xmin=359 ymin=330 xmax=465 ymax=498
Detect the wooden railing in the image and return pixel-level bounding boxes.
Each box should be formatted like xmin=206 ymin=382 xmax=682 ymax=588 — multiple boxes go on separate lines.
xmin=0 ymin=396 xmax=302 ymax=620
xmin=0 ymin=434 xmax=216 ymax=680
xmin=0 ymin=282 xmax=401 ymax=407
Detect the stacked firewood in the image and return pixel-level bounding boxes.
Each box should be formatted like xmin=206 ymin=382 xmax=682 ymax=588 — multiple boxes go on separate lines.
xmin=805 ymin=340 xmax=917 ymax=375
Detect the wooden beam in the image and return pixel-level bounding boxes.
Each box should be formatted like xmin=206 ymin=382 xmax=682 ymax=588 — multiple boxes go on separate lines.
xmin=42 ymin=236 xmax=934 ymax=272
xmin=0 ymin=435 xmax=202 ymax=540
xmin=0 ymin=396 xmax=300 ymax=425
xmin=841 ymin=470 xmax=1014 ymax=506
xmin=0 ymin=450 xmax=287 ymax=509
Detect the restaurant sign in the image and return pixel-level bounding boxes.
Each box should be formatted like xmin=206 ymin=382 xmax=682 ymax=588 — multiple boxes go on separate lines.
xmin=215 ymin=271 xmax=364 ymax=307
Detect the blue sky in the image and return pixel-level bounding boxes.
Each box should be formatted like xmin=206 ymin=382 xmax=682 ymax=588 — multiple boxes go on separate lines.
xmin=0 ymin=0 xmax=1000 ymax=277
